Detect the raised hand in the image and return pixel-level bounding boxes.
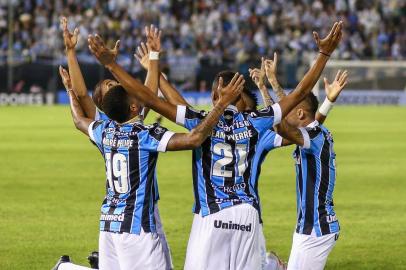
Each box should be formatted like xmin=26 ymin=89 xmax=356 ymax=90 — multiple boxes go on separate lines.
xmin=88 ymin=34 xmax=120 ymax=67
xmin=313 ymin=21 xmax=343 ymax=56
xmin=217 ymin=73 xmax=245 ymax=106
xmin=249 ymin=59 xmax=266 ymax=89
xmin=324 ymin=70 xmax=348 ymax=102
xmin=59 ymin=66 xmax=73 ymax=92
xmin=264 ymin=53 xmax=278 ymax=82
xmin=134 ymin=42 xmax=149 ymax=70
xmin=145 ymin=24 xmax=162 ymax=52
xmin=60 ymin=17 xmax=79 ymax=50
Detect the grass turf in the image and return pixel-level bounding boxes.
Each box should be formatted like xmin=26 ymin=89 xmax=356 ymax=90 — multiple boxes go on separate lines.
xmin=0 ymin=105 xmax=405 ymax=269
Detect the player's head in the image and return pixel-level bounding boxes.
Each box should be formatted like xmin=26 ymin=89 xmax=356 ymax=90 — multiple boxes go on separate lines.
xmin=285 ymin=92 xmax=319 ymax=127
xmin=101 ymin=84 xmax=142 ymax=123
xmin=93 ymin=79 xmax=119 ymax=110
xmin=211 ymin=70 xmax=258 ymax=109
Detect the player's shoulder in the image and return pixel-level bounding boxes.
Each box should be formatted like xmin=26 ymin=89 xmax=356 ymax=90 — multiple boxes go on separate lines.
xmin=243 ymin=105 xmax=275 ymax=119
xmin=141 ymin=122 xmax=168 ymax=137
xmin=91 ymin=119 xmax=113 ymax=131
xmin=185 ymin=106 xmax=208 ymax=119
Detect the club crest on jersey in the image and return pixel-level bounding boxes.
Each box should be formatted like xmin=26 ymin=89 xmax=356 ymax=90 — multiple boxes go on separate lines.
xmin=154 ymin=126 xmax=165 ymax=134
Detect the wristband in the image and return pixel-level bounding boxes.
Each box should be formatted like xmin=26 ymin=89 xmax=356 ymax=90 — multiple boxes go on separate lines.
xmin=318 ymin=97 xmax=334 ymax=116
xmin=319 ymin=51 xmax=331 ymax=57
xmin=149 ymin=51 xmax=160 ymax=60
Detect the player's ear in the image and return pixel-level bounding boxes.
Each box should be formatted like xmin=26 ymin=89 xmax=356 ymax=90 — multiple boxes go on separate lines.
xmin=297 ymin=108 xmax=305 ymax=120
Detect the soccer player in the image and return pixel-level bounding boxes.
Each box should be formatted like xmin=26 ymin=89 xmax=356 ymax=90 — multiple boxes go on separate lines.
xmin=58 ymin=42 xmax=245 ymax=270
xmin=256 ymin=54 xmax=347 ymax=270
xmin=249 ymin=54 xmax=348 ymax=270
xmin=59 ymin=18 xmax=174 ymax=268
xmin=87 ymin=20 xmax=343 ymax=269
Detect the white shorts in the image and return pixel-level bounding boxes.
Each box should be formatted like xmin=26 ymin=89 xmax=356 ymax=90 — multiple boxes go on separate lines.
xmin=287 ymin=232 xmax=338 ymax=270
xmin=154 ymin=204 xmax=174 ymax=269
xmin=184 ymin=203 xmax=261 ymax=270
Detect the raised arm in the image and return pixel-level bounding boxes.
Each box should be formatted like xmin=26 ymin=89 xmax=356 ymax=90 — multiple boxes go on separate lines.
xmin=249 ymin=58 xmax=274 ymax=107
xmin=59 ymin=66 xmax=93 ymax=136
xmin=316 ymin=70 xmax=348 ymax=124
xmin=88 ymin=34 xmax=179 ymax=123
xmin=60 ymin=17 xmax=96 ymax=119
xmin=277 ymin=21 xmax=343 ymax=118
xmin=140 ymin=25 xmax=162 ymax=118
xmin=135 ymin=40 xmax=189 ymax=106
xmin=264 ymin=53 xmax=286 ymax=101
xmin=166 ymin=74 xmax=245 ymax=150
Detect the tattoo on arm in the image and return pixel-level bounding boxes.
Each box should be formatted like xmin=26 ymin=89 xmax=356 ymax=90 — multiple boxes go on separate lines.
xmin=268 ymin=77 xmax=286 ymax=101
xmin=259 ymin=85 xmax=274 ymax=107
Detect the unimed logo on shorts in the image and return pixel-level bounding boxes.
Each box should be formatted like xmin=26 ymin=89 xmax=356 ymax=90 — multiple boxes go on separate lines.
xmin=213 ymin=220 xmax=252 ymax=232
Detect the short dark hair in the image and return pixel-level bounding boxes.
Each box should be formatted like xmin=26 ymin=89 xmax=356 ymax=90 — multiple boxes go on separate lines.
xmin=101 ymin=85 xmax=131 ymax=123
xmin=92 ymin=80 xmax=104 ymax=110
xmin=213 ymin=70 xmax=258 ymax=108
xmin=303 ymin=92 xmax=319 ymax=115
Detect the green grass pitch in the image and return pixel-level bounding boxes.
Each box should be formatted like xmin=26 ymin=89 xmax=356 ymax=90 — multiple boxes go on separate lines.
xmin=0 ymin=105 xmax=406 ymax=269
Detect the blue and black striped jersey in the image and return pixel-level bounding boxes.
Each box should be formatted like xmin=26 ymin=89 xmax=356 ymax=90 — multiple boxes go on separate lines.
xmin=294 ymin=120 xmax=340 ymax=236
xmin=94 ymin=109 xmax=160 ymax=202
xmin=88 ymin=119 xmax=174 ymax=234
xmin=176 ymin=104 xmax=282 ymax=217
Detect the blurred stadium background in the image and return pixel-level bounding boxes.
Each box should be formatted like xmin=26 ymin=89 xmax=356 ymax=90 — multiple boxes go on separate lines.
xmin=1 ymin=1 xmax=406 ymax=270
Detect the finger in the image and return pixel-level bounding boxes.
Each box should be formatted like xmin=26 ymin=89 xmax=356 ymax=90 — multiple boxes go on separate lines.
xmin=313 ymin=31 xmax=320 ymax=45
xmin=261 ymin=57 xmax=265 ymax=70
xmin=61 ymin=17 xmax=67 ymax=30
xmin=141 ymin=42 xmax=148 ymax=55
xmin=326 ymin=22 xmax=338 ymax=39
xmin=137 ymin=46 xmax=143 ymax=57
xmin=334 ymin=21 xmax=343 ymax=37
xmin=339 ymin=72 xmax=348 ymax=86
xmin=88 ymin=45 xmax=97 ymax=56
xmin=217 ymin=77 xmax=223 ymax=90
xmin=335 ymin=70 xmax=341 ymax=81
xmin=323 ymin=77 xmax=329 ymax=87
xmin=73 ymin=28 xmax=79 ymax=40
xmin=113 ymin=40 xmax=120 ymax=52
xmin=274 ymin=52 xmax=278 ymax=65
xmin=134 ymin=53 xmax=141 ymax=62
xmin=235 ymin=75 xmax=245 ymax=87
xmin=58 ymin=65 xmax=64 ymax=77
xmin=341 ymin=80 xmax=348 ymax=89
xmin=154 ymin=26 xmax=159 ymax=37
xmin=94 ymin=34 xmax=104 ymax=47
xmin=229 ymin=72 xmax=239 ymax=86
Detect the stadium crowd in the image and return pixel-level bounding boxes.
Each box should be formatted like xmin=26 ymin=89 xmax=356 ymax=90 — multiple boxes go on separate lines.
xmin=0 ymin=0 xmax=405 ymax=90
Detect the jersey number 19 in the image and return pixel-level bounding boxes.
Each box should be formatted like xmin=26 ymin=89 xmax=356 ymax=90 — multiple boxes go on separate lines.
xmin=105 ymin=153 xmax=129 ymax=194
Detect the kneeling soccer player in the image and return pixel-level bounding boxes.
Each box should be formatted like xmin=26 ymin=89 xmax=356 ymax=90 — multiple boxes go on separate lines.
xmin=56 ymin=60 xmax=244 ymax=270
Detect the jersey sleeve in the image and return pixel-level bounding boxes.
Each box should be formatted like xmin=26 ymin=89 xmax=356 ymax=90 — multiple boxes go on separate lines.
xmin=95 ymin=109 xmax=110 ymax=121
xmin=299 ymin=126 xmax=323 ymax=151
xmin=248 ymin=103 xmax=282 ymax=132
xmin=262 ymin=130 xmax=283 ymax=151
xmin=176 ymin=105 xmax=207 ymax=131
xmin=88 ymin=120 xmax=105 ymax=151
xmin=138 ymin=123 xmax=175 ymax=152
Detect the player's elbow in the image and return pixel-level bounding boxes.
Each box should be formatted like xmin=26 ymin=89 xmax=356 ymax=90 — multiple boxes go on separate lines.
xmin=72 ymin=117 xmax=84 ymax=131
